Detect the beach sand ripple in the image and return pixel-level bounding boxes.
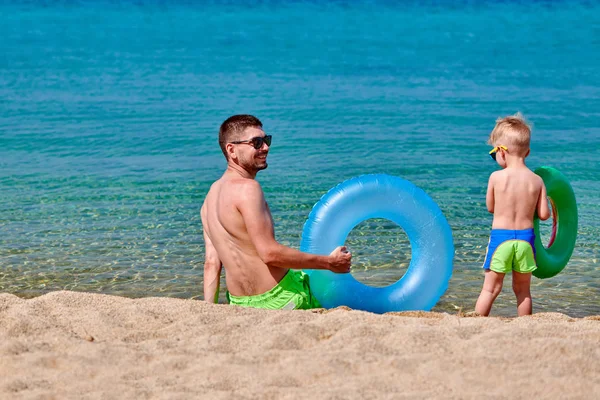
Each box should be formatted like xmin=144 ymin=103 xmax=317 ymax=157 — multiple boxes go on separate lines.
xmin=1 ymin=291 xmax=598 ymax=399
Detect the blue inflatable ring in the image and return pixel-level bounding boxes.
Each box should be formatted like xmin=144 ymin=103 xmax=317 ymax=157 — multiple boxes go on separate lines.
xmin=300 ymin=174 xmax=454 ymax=314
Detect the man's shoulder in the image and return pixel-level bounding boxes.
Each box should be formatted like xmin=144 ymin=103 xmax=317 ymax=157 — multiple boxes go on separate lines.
xmin=227 ymin=176 xmax=262 ymax=190
xmin=222 ymin=177 xmax=264 ymax=202
xmin=201 ymin=180 xmax=221 ymax=206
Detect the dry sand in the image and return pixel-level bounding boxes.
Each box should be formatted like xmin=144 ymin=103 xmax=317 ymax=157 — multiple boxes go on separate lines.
xmin=1 ymin=291 xmax=598 ymax=399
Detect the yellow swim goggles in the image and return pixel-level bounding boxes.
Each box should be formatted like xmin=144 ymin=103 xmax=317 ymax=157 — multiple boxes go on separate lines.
xmin=489 ymin=145 xmax=508 ymax=161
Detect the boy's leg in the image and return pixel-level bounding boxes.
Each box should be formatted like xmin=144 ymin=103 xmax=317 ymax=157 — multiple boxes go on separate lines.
xmin=475 ymin=270 xmax=505 ymax=316
xmin=512 ymin=271 xmax=532 ymax=316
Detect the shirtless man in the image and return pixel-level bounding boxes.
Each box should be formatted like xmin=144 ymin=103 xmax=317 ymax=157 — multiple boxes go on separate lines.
xmin=201 ymin=115 xmax=352 ymax=310
xmin=475 ymin=113 xmax=550 ymax=316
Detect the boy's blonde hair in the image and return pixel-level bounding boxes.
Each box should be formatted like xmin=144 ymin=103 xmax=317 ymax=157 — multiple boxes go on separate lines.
xmin=488 ymin=112 xmax=531 ymax=156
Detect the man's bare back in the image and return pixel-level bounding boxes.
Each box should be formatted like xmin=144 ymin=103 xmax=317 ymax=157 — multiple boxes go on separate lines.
xmin=201 ymin=174 xmax=288 ymax=297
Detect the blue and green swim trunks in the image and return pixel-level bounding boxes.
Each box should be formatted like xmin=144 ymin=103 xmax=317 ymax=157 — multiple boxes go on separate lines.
xmin=482 ymin=228 xmax=538 ymax=274
xmin=226 ymin=270 xmax=322 ymax=310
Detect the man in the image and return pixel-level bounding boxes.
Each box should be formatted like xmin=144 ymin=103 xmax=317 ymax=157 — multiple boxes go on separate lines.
xmin=201 ymin=115 xmax=352 ymax=310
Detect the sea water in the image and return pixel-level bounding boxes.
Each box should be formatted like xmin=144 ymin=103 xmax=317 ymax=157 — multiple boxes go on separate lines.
xmin=1 ymin=0 xmax=599 ymax=316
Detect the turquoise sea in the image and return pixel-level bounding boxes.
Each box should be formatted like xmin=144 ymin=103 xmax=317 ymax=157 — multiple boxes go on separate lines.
xmin=1 ymin=0 xmax=599 ymax=317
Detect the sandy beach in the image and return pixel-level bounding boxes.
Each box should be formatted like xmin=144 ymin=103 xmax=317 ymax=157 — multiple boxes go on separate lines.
xmin=0 ymin=291 xmax=598 ymax=399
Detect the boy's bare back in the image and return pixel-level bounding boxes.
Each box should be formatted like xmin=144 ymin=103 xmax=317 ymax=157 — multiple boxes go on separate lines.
xmin=487 ymin=166 xmax=547 ymax=230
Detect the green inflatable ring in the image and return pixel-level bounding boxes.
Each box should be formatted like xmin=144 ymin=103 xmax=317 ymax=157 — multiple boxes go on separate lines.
xmin=533 ymin=166 xmax=578 ymax=279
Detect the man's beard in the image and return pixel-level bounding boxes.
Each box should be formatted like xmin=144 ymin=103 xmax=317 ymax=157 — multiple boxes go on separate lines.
xmin=242 ymin=156 xmax=268 ymax=173
xmin=255 ymin=161 xmax=268 ymax=171
xmin=253 ymin=152 xmax=268 ymax=172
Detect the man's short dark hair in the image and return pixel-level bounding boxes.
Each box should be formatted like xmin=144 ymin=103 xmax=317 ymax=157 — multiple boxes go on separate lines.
xmin=219 ymin=115 xmax=263 ymax=159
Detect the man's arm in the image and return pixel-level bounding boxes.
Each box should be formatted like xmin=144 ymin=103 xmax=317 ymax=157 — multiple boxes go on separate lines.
xmin=201 ymin=205 xmax=222 ymax=303
xmin=202 ymin=230 xmax=222 ymax=303
xmin=486 ymin=173 xmax=496 ymax=213
xmin=238 ymin=180 xmax=351 ymax=273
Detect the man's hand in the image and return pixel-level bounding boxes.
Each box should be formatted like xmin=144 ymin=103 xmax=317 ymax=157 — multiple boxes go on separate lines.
xmin=328 ymin=246 xmax=352 ymax=273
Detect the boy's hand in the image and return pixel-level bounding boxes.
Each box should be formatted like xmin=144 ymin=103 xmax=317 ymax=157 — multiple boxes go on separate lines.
xmin=328 ymin=246 xmax=352 ymax=273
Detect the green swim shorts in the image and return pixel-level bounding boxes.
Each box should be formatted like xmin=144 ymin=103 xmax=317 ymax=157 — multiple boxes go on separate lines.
xmin=226 ymin=270 xmax=322 ymax=310
xmin=483 ymin=229 xmax=537 ymax=274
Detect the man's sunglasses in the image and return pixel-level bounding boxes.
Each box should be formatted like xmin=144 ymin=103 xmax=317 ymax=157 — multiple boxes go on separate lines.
xmin=229 ymin=135 xmax=272 ymax=149
xmin=489 ymin=145 xmax=508 ymax=161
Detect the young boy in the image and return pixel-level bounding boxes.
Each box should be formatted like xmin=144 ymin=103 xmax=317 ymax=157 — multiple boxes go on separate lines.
xmin=475 ymin=113 xmax=550 ymax=317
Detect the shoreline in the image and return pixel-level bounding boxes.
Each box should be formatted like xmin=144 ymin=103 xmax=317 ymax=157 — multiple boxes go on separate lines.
xmin=1 ymin=291 xmax=598 ymax=399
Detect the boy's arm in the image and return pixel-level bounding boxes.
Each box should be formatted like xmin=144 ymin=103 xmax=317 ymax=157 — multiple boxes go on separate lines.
xmin=485 ymin=173 xmax=495 ymax=213
xmin=536 ymin=180 xmax=551 ymax=221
